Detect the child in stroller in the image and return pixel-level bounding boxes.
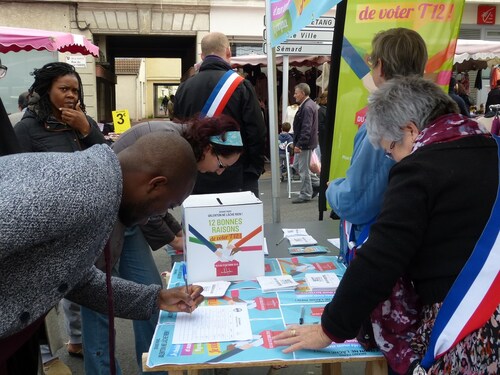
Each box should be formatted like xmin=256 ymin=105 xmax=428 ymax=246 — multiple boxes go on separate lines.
xmin=278 ymin=122 xmax=294 ymax=181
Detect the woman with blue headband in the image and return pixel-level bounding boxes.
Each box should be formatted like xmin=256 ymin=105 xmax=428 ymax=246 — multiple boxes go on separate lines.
xmin=82 ymin=114 xmax=243 ymax=375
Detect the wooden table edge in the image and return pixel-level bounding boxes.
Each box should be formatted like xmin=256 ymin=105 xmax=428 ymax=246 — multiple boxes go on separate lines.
xmin=142 ymin=352 xmax=387 ymax=375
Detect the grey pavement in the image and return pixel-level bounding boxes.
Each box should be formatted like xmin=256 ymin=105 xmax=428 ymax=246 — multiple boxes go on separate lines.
xmin=54 ymin=164 xmax=366 ymax=375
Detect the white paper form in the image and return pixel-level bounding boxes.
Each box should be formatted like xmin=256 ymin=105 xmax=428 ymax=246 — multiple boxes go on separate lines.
xmin=281 ymin=228 xmax=317 ymax=246
xmin=194 ymin=281 xmax=231 ymax=298
xmin=328 ymin=238 xmax=341 ymax=249
xmin=172 ymin=305 xmax=253 ymax=344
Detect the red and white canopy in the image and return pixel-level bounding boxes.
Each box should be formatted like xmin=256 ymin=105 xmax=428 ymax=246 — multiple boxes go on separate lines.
xmin=0 ymin=26 xmax=99 ymax=57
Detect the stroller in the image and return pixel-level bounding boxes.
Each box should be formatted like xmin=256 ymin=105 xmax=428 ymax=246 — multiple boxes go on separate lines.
xmin=279 ymin=141 xmax=294 ymax=182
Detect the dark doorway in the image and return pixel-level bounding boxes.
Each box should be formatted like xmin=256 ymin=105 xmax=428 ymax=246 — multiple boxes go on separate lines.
xmin=96 ymin=34 xmax=196 ymax=121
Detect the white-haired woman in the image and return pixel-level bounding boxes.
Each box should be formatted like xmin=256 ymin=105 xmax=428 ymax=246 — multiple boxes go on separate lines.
xmin=273 ymin=76 xmax=499 ymax=374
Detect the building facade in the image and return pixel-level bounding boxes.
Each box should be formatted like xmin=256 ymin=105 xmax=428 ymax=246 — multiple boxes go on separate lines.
xmin=0 ymin=0 xmax=499 ymax=119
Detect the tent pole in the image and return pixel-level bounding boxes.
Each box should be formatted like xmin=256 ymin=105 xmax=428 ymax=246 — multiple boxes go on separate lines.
xmin=282 ymin=55 xmax=290 ymax=124
xmin=265 ymin=0 xmax=281 ymax=223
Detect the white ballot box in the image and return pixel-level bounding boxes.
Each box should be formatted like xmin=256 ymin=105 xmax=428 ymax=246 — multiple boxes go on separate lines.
xmin=182 ymin=191 xmax=265 ymax=283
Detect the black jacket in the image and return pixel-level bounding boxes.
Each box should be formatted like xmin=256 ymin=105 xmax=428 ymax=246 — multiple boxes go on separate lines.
xmin=174 ymin=56 xmax=266 ymax=194
xmin=292 ymin=97 xmax=318 ymax=150
xmin=14 ymin=109 xmax=105 ymax=152
xmin=322 ymin=135 xmax=498 ymax=340
xmin=485 ymin=87 xmax=500 ymax=114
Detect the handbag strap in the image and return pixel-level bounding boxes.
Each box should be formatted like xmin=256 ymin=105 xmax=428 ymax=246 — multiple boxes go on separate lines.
xmin=420 ymin=134 xmax=500 ymax=369
xmin=104 ymin=240 xmax=117 ymax=375
xmin=200 ymin=70 xmax=244 ymax=118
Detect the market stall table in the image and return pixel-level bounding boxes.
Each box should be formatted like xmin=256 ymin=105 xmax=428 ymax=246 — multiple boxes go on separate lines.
xmin=143 ymin=221 xmax=387 ymax=374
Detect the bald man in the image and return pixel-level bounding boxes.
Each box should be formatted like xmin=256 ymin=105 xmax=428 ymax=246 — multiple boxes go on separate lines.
xmin=0 ymin=133 xmax=203 ymax=371
xmin=174 ymin=32 xmax=266 ymax=197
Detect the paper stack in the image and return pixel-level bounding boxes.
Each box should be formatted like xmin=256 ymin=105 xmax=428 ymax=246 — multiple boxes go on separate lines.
xmin=305 ymin=272 xmax=340 ymax=292
xmin=256 ymin=275 xmax=299 ymax=293
xmin=193 ymin=280 xmax=231 ymax=298
xmin=281 ymin=228 xmax=317 ymax=246
xmin=288 ymin=245 xmax=329 ymax=255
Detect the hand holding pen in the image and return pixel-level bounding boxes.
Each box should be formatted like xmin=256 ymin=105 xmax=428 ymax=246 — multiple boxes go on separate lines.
xmin=156 ymin=263 xmax=204 ymax=313
xmin=182 ymin=263 xmax=189 ymax=294
xmin=156 ymin=284 xmax=204 ymax=313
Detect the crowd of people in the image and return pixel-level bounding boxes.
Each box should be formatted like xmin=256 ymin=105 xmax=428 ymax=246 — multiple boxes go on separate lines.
xmin=1 ymin=27 xmax=498 ymax=375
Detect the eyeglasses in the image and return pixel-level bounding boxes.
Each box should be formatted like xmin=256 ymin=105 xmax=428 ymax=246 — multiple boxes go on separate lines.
xmin=366 ymin=55 xmax=378 ymax=69
xmin=214 ymin=151 xmax=228 ymax=169
xmin=385 ymin=141 xmax=396 ymax=160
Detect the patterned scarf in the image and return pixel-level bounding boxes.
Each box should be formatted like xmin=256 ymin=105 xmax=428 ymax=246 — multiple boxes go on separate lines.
xmin=412 ymin=113 xmax=490 ymax=153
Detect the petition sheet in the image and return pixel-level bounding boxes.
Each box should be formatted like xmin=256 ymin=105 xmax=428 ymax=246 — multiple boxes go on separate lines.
xmin=172 ymin=305 xmax=252 ymax=344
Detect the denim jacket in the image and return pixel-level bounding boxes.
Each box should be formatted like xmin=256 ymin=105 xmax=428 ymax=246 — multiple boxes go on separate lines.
xmin=325 ymin=123 xmax=395 ymax=263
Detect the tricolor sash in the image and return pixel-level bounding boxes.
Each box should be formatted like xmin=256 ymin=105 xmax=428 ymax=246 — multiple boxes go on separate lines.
xmin=420 ymin=134 xmax=500 ymax=370
xmin=200 ymin=70 xmax=244 ymax=118
xmin=342 ymin=217 xmax=375 ymax=265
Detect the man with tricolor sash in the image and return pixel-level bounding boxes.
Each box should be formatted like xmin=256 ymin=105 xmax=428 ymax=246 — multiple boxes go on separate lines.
xmin=175 ymin=32 xmax=266 ymax=197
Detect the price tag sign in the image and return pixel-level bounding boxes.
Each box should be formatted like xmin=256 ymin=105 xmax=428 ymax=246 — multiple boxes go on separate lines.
xmin=112 ymin=109 xmax=131 ymax=134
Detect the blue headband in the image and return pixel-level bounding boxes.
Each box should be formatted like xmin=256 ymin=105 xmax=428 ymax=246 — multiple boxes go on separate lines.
xmin=209 ymin=131 xmax=243 ymax=147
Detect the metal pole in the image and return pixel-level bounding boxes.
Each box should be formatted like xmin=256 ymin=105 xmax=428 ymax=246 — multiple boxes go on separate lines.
xmin=281 ymin=55 xmax=289 ymax=124
xmin=265 ymin=0 xmax=281 ymax=223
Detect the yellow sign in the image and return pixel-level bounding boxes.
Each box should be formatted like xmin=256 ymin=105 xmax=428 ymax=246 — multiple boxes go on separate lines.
xmin=112 ymin=109 xmax=131 ymax=134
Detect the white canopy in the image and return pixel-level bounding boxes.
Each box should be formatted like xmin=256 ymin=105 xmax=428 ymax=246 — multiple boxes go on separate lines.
xmin=230 ymin=54 xmax=330 ymax=68
xmin=454 ymin=39 xmax=500 ymax=65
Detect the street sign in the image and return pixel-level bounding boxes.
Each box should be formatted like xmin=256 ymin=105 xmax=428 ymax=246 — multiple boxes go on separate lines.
xmin=263 ymin=15 xmax=335 ymax=29
xmin=264 ymin=29 xmax=333 ymax=43
xmin=305 ymin=16 xmax=335 ymax=29
xmin=263 ymin=16 xmax=335 ymax=56
xmin=263 ymin=42 xmax=332 ymax=56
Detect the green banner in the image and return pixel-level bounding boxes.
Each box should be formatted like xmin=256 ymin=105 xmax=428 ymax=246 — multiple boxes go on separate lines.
xmin=330 ymin=1 xmax=465 ymax=181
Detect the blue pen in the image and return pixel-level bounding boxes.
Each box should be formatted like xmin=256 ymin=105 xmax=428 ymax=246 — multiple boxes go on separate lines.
xmin=182 ymin=263 xmax=189 ymax=294
xmin=299 ymin=305 xmax=305 ymax=325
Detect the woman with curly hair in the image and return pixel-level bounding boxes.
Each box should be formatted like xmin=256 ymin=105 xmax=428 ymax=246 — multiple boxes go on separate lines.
xmin=15 ymin=62 xmax=106 ymax=152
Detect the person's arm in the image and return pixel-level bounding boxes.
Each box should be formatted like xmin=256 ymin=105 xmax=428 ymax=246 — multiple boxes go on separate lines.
xmin=238 ymin=81 xmax=266 ymax=177
xmin=140 ymin=213 xmax=180 ymax=251
xmin=66 ymin=266 xmax=203 ymax=319
xmin=295 ymin=104 xmax=314 ymax=149
xmin=80 ymin=115 xmax=107 ymax=147
xmin=13 ymin=119 xmax=35 ymax=152
xmin=322 ymin=159 xmax=429 ymax=340
xmin=60 ymin=102 xmax=95 ymax=137
xmin=168 ymin=234 xmax=184 ymax=251
xmin=325 ymin=126 xmax=394 ymax=225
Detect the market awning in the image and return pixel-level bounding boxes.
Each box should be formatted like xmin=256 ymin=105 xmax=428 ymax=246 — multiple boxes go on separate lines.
xmin=230 ymin=54 xmax=330 ymax=68
xmin=454 ymin=39 xmax=500 ymax=66
xmin=0 ymin=26 xmax=99 ymax=57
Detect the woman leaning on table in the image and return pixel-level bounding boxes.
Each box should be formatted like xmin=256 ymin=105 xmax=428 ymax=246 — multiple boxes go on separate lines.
xmin=273 ymin=76 xmax=499 ymax=374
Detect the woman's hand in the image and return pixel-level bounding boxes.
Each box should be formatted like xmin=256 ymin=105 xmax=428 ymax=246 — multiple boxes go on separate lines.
xmin=272 ymin=324 xmax=332 ymax=353
xmin=157 ymin=285 xmax=204 ymax=313
xmin=60 ymin=101 xmax=91 ymax=136
xmin=169 ymin=235 xmax=184 ymax=251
